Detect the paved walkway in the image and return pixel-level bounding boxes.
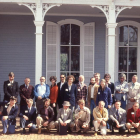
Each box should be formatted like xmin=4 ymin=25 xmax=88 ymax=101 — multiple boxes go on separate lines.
xmin=0 ymin=118 xmax=140 ymax=140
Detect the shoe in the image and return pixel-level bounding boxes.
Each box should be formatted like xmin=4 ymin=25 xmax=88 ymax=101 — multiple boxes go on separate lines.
xmin=38 ymin=128 xmax=41 ymax=134
xmin=94 ymin=132 xmax=97 ymax=136
xmin=21 ymin=128 xmax=26 ymax=134
xmin=128 ymin=129 xmax=131 ymax=134
xmin=77 ymin=130 xmax=81 ymax=134
xmin=112 ymin=127 xmax=114 ymax=134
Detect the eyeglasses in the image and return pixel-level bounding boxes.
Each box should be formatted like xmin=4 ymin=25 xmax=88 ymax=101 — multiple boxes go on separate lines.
xmin=60 ymin=77 xmax=64 ymax=78
xmin=40 ymin=79 xmax=45 ymax=80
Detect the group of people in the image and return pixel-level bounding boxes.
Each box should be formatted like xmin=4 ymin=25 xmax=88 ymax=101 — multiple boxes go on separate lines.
xmin=0 ymin=72 xmax=140 ymax=136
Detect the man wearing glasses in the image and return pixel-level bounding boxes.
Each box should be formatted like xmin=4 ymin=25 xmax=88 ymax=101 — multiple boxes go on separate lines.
xmin=34 ymin=76 xmax=50 ymax=113
xmin=57 ymin=75 xmax=66 ymax=109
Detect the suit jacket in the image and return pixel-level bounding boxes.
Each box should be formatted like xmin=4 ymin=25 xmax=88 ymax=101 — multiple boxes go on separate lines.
xmin=127 ymin=108 xmax=140 ymax=123
xmin=38 ymin=106 xmax=54 ymax=123
xmin=20 ymin=84 xmax=34 ymax=106
xmin=127 ymin=82 xmax=140 ymax=103
xmin=87 ymin=85 xmax=99 ymax=106
xmin=50 ymin=84 xmax=58 ymax=104
xmin=61 ymin=82 xmax=77 ymax=107
xmin=76 ymin=83 xmax=87 ymax=103
xmin=93 ymin=106 xmax=108 ymax=122
xmin=3 ymin=80 xmax=19 ymax=101
xmin=96 ymin=86 xmax=112 ymax=109
xmin=109 ymin=107 xmax=126 ymax=126
xmin=18 ymin=105 xmax=37 ymax=124
xmin=57 ymin=82 xmax=66 ymax=108
xmin=0 ymin=102 xmax=18 ymax=125
xmin=34 ymin=84 xmax=50 ymax=101
xmin=57 ymin=108 xmax=73 ymax=123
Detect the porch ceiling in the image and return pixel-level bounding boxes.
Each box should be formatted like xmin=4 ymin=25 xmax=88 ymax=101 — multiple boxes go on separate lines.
xmin=0 ymin=2 xmax=140 ymax=18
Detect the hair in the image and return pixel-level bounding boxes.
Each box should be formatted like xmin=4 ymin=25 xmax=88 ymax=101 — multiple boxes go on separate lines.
xmin=78 ymin=99 xmax=85 ymax=105
xmin=10 ymin=97 xmax=17 ymax=102
xmin=8 ymin=72 xmax=14 ymax=77
xmin=104 ymin=73 xmax=111 ymax=79
xmin=44 ymin=98 xmax=51 ymax=105
xmin=100 ymin=79 xmax=106 ymax=83
xmin=49 ymin=76 xmax=57 ymax=82
xmin=115 ymin=100 xmax=121 ymax=104
xmin=98 ymin=101 xmax=105 ymax=106
xmin=132 ymin=75 xmax=138 ymax=79
xmin=133 ymin=102 xmax=139 ymax=106
xmin=60 ymin=74 xmax=66 ymax=77
xmin=28 ymin=99 xmax=33 ymax=102
xmin=118 ymin=73 xmax=126 ymax=81
xmin=40 ymin=76 xmax=45 ymax=79
xmin=66 ymin=75 xmax=75 ymax=82
xmin=79 ymin=75 xmax=84 ymax=79
xmin=94 ymin=73 xmax=100 ymax=77
xmin=90 ymin=77 xmax=95 ymax=81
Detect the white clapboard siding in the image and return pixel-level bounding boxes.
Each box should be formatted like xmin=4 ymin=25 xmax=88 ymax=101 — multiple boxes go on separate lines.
xmin=46 ymin=21 xmax=58 ymax=85
xmin=83 ymin=23 xmax=95 ymax=85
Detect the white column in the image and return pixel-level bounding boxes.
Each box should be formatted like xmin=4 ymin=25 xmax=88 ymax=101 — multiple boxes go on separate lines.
xmin=106 ymin=23 xmax=117 ymax=82
xmin=34 ymin=21 xmax=44 ymax=84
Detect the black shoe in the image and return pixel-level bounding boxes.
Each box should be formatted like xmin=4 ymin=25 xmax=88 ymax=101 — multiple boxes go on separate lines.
xmin=77 ymin=130 xmax=81 ymax=134
xmin=112 ymin=127 xmax=114 ymax=134
xmin=21 ymin=129 xmax=26 ymax=134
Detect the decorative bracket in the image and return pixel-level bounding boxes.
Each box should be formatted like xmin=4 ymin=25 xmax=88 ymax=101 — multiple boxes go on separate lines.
xmin=18 ymin=3 xmax=37 ymax=18
xmin=42 ymin=3 xmax=61 ymax=20
xmin=115 ymin=6 xmax=132 ymax=19
xmin=91 ymin=5 xmax=109 ymax=22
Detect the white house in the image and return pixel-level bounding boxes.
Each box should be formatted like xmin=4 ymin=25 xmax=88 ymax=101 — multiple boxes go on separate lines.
xmin=0 ymin=0 xmax=140 ymax=101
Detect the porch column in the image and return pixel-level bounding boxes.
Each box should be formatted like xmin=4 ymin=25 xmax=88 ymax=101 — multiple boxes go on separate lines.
xmin=106 ymin=23 xmax=117 ymax=82
xmin=34 ymin=21 xmax=44 ymax=84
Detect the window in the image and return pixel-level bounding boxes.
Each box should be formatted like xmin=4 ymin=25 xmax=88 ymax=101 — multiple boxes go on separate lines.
xmin=60 ymin=24 xmax=80 ymax=83
xmin=118 ymin=25 xmax=138 ymax=82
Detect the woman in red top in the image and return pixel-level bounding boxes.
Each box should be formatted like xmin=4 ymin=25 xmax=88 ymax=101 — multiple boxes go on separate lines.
xmin=49 ymin=76 xmax=58 ymax=121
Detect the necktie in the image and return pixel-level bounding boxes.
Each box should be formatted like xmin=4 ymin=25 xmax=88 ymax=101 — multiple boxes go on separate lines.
xmin=116 ymin=109 xmax=119 ymax=121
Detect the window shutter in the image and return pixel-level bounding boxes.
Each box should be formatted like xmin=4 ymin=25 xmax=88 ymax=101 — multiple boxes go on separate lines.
xmin=83 ymin=23 xmax=95 ymax=85
xmin=46 ymin=21 xmax=58 ymax=85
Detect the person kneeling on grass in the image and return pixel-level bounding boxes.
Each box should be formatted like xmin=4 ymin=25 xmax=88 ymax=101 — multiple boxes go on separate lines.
xmin=0 ymin=96 xmax=18 ymax=135
xmin=36 ymin=98 xmax=55 ymax=134
xmin=72 ymin=99 xmax=90 ymax=133
xmin=93 ymin=101 xmax=108 ymax=136
xmin=18 ymin=99 xmax=37 ymax=134
xmin=55 ymin=101 xmax=74 ymax=133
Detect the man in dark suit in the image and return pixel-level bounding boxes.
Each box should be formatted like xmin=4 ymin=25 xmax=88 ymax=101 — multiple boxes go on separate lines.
xmin=36 ymin=98 xmax=55 ymax=134
xmin=109 ymin=100 xmax=126 ymax=135
xmin=57 ymin=74 xmax=66 ymax=109
xmin=0 ymin=96 xmax=18 ymax=135
xmin=20 ymin=77 xmax=34 ymax=111
xmin=18 ymin=99 xmax=36 ymax=134
xmin=3 ymin=72 xmax=19 ymax=103
xmin=61 ymin=75 xmax=77 ymax=113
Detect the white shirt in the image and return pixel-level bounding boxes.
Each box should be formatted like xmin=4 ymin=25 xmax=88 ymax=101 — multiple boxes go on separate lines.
xmin=91 ymin=85 xmax=95 ymax=98
xmin=60 ymin=82 xmax=65 ymax=89
xmin=9 ymin=80 xmax=14 ymax=84
xmin=79 ymin=82 xmax=84 ymax=88
xmin=27 ymin=106 xmax=31 ymax=112
xmin=68 ymin=85 xmax=72 ymax=91
xmin=7 ymin=104 xmax=15 ymax=115
xmin=37 ymin=84 xmax=46 ymax=96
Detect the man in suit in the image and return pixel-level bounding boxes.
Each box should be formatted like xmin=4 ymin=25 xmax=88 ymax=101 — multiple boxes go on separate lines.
xmin=57 ymin=74 xmax=66 ymax=109
xmin=76 ymin=75 xmax=87 ymax=105
xmin=20 ymin=78 xmax=34 ymax=111
xmin=127 ymin=75 xmax=140 ymax=110
xmin=93 ymin=101 xmax=108 ymax=136
xmin=3 ymin=72 xmax=19 ymax=103
xmin=87 ymin=77 xmax=99 ymax=127
xmin=0 ymin=96 xmax=18 ymax=135
xmin=109 ymin=100 xmax=126 ymax=135
xmin=55 ymin=101 xmax=74 ymax=133
xmin=114 ymin=73 xmax=128 ymax=110
xmin=61 ymin=75 xmax=77 ymax=113
xmin=34 ymin=76 xmax=50 ymax=113
xmin=36 ymin=98 xmax=55 ymax=134
xmin=72 ymin=99 xmax=90 ymax=133
xmin=126 ymin=102 xmax=140 ymax=134
xmin=18 ymin=99 xmax=36 ymax=134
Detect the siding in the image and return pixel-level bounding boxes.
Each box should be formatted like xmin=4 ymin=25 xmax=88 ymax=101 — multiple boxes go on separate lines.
xmin=0 ymin=15 xmax=139 ymax=101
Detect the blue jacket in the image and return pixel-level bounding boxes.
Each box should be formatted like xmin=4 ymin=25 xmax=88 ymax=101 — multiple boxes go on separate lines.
xmin=61 ymin=82 xmax=77 ymax=107
xmin=96 ymin=86 xmax=112 ymax=109
xmin=34 ymin=84 xmax=50 ymax=101
xmin=0 ymin=102 xmax=18 ymax=125
xmin=18 ymin=105 xmax=37 ymax=124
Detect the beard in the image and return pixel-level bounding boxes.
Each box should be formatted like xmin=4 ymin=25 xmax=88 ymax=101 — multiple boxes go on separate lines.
xmin=40 ymin=82 xmax=45 ymax=85
xmin=90 ymin=83 xmax=95 ymax=85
